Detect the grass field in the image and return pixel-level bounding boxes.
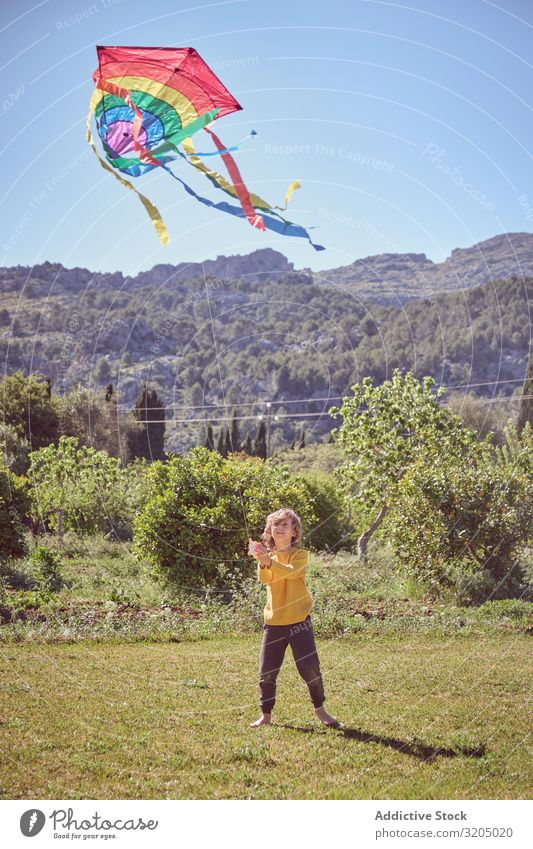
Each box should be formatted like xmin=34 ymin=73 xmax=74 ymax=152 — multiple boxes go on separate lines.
xmin=1 ymin=631 xmax=531 ymax=800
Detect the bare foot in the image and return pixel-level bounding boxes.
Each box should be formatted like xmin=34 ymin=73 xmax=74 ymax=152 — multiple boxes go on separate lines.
xmin=315 ymin=706 xmax=340 ymax=727
xmin=249 ymin=713 xmax=272 ymax=727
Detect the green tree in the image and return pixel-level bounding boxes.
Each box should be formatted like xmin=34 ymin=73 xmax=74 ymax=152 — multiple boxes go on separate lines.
xmin=517 ymin=351 xmax=533 ymax=434
xmin=243 ymin=433 xmax=252 ymax=455
xmin=94 ymin=356 xmax=112 ymax=384
xmin=129 ymin=384 xmax=166 ymax=461
xmin=183 ymin=381 xmax=203 ymax=408
xmin=57 ymin=384 xmax=141 ymax=464
xmin=224 ymin=426 xmax=233 ymax=457
xmin=28 ymin=436 xmax=126 ymax=539
xmin=330 ymin=370 xmax=479 ymax=558
xmin=216 ymin=428 xmax=227 ymax=457
xmin=230 ymin=409 xmax=240 ymax=453
xmin=204 ymin=424 xmax=215 ymax=450
xmin=254 ymin=420 xmax=267 ymax=459
xmin=0 ymin=371 xmax=58 ymax=452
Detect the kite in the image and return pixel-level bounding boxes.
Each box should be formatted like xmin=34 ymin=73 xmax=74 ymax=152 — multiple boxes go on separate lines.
xmin=87 ymin=45 xmax=324 ymax=250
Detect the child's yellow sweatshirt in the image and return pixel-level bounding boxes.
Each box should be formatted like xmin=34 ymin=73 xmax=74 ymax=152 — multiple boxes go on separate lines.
xmin=257 ymin=547 xmax=312 ymax=626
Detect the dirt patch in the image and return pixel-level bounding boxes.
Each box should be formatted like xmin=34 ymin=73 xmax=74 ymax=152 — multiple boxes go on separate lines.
xmin=0 ymin=598 xmax=205 ymax=626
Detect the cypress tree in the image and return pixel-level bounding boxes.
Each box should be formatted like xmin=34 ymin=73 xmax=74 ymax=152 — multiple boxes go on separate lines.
xmin=299 ymin=426 xmax=306 ymax=449
xmin=254 ymin=420 xmax=267 ymax=459
xmin=129 ymin=383 xmax=166 ymax=461
xmin=230 ymin=409 xmax=240 ymax=452
xmin=243 ymin=433 xmax=252 ymax=455
xmin=224 ymin=426 xmax=232 ymax=457
xmin=216 ymin=427 xmax=226 ymax=457
xmin=204 ymin=423 xmax=214 ymax=450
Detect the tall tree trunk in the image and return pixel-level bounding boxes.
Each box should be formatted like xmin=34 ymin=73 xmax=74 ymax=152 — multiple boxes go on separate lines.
xmin=57 ymin=509 xmax=64 ymax=545
xmin=358 ymin=504 xmax=388 ymax=560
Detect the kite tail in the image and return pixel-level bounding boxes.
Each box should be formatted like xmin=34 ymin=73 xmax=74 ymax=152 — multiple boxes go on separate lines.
xmin=86 ymin=90 xmax=170 ymax=244
xmin=203 ymin=127 xmax=265 ymax=231
xmin=183 ymin=135 xmax=324 ymax=250
xmin=186 ymin=129 xmax=257 ymax=157
xmin=273 ymin=179 xmax=301 ymax=210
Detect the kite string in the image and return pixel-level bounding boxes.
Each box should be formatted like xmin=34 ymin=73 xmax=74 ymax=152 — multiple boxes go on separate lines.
xmin=201 ymin=265 xmax=251 ymax=544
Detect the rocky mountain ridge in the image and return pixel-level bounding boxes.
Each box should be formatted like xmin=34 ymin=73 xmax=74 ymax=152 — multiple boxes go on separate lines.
xmin=2 ymin=231 xmax=532 ymax=304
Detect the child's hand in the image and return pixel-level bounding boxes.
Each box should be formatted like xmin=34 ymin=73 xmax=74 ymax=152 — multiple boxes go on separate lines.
xmin=249 ymin=540 xmax=271 ymax=565
xmin=254 ymin=542 xmax=269 ymax=558
xmin=255 ymin=542 xmax=271 ymax=568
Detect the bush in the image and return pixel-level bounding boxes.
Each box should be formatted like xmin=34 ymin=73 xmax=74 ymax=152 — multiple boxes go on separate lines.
xmin=133 ymin=448 xmax=317 ymax=592
xmin=474 ymin=599 xmax=533 ymax=624
xmin=388 ymin=450 xmax=533 ymax=603
xmin=294 ymin=472 xmax=354 ymax=552
xmin=0 ymin=461 xmax=30 ymax=559
xmin=29 ymin=546 xmax=67 ymax=592
xmin=0 ymin=559 xmax=36 ymax=590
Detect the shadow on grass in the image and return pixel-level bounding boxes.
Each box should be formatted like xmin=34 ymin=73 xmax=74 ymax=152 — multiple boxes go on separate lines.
xmin=277 ymin=724 xmax=486 ymax=760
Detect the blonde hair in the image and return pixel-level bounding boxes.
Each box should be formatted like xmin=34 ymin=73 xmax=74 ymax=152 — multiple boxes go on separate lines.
xmin=261 ymin=508 xmax=303 ymax=551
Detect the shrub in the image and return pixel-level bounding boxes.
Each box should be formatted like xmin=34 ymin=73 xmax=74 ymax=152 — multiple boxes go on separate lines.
xmin=388 ymin=450 xmax=533 ymax=603
xmin=474 ymin=599 xmax=533 ymax=623
xmin=294 ymin=471 xmax=354 ymax=552
xmin=29 ymin=546 xmax=67 ymax=592
xmin=133 ymin=448 xmax=317 ymax=591
xmin=0 ymin=461 xmax=30 ymax=559
xmin=0 ymin=559 xmax=35 ymax=590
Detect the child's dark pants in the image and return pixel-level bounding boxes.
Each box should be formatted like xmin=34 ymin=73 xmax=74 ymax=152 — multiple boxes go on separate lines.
xmin=258 ymin=615 xmax=325 ymax=714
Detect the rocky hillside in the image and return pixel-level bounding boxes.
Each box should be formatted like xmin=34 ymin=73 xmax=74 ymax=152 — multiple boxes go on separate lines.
xmin=2 ymin=231 xmax=532 ymax=306
xmin=314 ymin=232 xmax=533 ymax=302
xmin=1 ymin=230 xmax=531 ymax=453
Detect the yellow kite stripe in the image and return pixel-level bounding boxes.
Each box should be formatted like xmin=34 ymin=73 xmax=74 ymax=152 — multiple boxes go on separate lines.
xmin=86 ymin=90 xmax=170 ymax=245
xmin=107 ymin=75 xmax=198 ymax=127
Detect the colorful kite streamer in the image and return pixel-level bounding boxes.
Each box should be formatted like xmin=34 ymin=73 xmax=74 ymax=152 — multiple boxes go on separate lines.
xmin=87 ymin=45 xmax=324 ymax=250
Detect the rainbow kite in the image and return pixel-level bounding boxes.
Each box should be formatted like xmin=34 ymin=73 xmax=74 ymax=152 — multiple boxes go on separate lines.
xmin=87 ymin=45 xmax=324 ymax=250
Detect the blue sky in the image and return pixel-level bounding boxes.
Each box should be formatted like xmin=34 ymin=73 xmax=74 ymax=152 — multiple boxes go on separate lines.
xmin=1 ymin=0 xmax=532 ymax=275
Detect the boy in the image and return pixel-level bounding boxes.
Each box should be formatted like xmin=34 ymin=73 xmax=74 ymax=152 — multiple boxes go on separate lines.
xmin=249 ymin=508 xmax=339 ymax=728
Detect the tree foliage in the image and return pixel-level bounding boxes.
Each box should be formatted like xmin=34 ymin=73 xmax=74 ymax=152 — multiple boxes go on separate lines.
xmin=388 ymin=445 xmax=533 ymax=603
xmin=254 ymin=420 xmax=267 ymax=459
xmin=517 ymin=351 xmax=533 ymax=434
xmin=0 ymin=460 xmax=30 ymax=559
xmin=128 ymin=384 xmax=166 ymax=461
xmin=0 ymin=371 xmax=58 ymax=452
xmin=331 ymin=370 xmax=479 ymax=527
xmin=27 ymin=436 xmax=145 ymax=536
xmin=295 ymin=471 xmax=353 ymax=552
xmin=133 ymin=448 xmax=317 ymax=591
xmin=57 ymin=384 xmax=142 ymax=464
xmin=332 ymin=371 xmax=533 ymax=601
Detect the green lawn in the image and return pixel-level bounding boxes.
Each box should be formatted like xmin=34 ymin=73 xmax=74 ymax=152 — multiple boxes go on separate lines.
xmin=0 ymin=632 xmax=531 ymax=799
